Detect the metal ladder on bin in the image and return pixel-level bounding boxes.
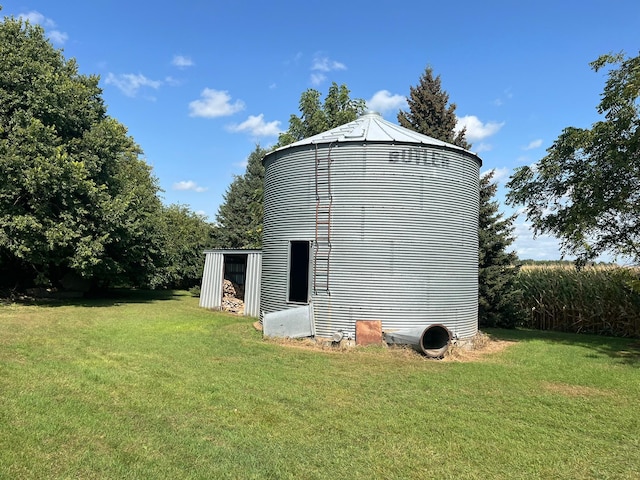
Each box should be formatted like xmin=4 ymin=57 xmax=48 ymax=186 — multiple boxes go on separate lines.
xmin=314 ymin=143 xmax=333 ymax=295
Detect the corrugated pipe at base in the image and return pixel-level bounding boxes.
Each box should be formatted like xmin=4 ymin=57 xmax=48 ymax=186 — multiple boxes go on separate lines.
xmin=383 ymin=324 xmax=452 ymax=358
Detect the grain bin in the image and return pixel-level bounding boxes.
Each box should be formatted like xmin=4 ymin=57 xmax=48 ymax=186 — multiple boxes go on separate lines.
xmin=260 ymin=111 xmax=481 ymax=347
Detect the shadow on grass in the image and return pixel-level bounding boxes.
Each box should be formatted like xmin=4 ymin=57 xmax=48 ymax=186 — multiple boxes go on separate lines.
xmin=2 ymin=289 xmax=187 ymax=308
xmin=484 ymin=327 xmax=640 ymax=367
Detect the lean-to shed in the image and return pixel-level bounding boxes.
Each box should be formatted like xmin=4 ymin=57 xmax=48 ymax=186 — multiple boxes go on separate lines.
xmin=200 ymin=249 xmax=262 ymax=317
xmin=260 ymin=111 xmax=482 ymax=345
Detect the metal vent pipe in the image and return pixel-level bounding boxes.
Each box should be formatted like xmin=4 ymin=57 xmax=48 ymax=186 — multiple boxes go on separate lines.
xmin=383 ymin=324 xmax=452 ymax=358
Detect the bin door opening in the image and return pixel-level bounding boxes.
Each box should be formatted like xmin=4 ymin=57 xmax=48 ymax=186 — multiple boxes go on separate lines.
xmin=288 ymin=241 xmax=310 ymax=303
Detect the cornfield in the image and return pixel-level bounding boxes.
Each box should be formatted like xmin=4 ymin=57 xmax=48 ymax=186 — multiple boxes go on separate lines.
xmin=517 ymin=265 xmax=640 ymax=338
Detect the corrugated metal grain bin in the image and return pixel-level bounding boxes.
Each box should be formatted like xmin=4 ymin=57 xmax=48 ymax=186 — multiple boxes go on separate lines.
xmin=200 ymin=249 xmax=262 ymax=317
xmin=260 ymin=112 xmax=481 ymax=342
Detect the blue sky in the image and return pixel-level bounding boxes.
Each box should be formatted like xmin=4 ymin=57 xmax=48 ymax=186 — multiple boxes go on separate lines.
xmin=4 ymin=1 xmax=639 ymax=261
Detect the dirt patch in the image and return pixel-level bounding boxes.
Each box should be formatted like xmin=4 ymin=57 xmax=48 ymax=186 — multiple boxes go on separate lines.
xmin=542 ymin=382 xmax=610 ymax=397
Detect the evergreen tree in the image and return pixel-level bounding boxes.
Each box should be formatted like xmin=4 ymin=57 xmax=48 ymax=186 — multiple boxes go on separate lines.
xmin=478 ymin=171 xmax=523 ymax=327
xmin=399 ymin=65 xmax=522 ymax=327
xmin=398 ymin=66 xmax=470 ymax=149
xmin=213 ymin=145 xmax=266 ymax=249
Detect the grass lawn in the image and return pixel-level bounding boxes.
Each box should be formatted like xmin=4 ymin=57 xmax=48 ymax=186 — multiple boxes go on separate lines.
xmin=0 ymin=291 xmax=638 ymax=479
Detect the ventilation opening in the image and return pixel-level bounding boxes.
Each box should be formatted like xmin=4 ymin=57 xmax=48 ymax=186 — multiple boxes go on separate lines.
xmin=419 ymin=324 xmax=452 ymax=358
xmin=288 ymin=241 xmax=310 ymax=303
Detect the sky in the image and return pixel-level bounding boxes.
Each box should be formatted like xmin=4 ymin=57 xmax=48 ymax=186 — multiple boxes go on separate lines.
xmin=3 ymin=1 xmax=639 ymax=261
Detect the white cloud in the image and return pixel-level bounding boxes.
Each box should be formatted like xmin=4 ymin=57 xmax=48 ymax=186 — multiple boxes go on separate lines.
xmin=311 ymin=55 xmax=346 ymax=72
xmin=164 ymin=76 xmax=181 ymax=87
xmin=173 ymin=180 xmax=207 ymax=192
xmin=494 ymin=88 xmax=513 ymax=106
xmin=105 ymin=73 xmax=162 ymax=97
xmin=309 ymin=54 xmax=346 ymax=85
xmin=19 ymin=11 xmax=51 ymax=26
xmin=227 ymin=114 xmax=282 ymax=137
xmin=19 ymin=11 xmax=67 ymax=45
xmin=523 ymin=139 xmax=543 ymax=150
xmin=310 ymin=73 xmax=326 ymax=86
xmin=512 ymin=216 xmax=567 ymax=261
xmin=48 ymin=30 xmax=68 ymax=44
xmin=481 ymin=167 xmax=511 ymax=184
xmin=188 ymin=89 xmax=245 ymax=118
xmin=455 ymin=115 xmax=504 ymax=142
xmin=284 ymin=52 xmax=303 ymax=67
xmin=474 ymin=143 xmax=493 ymax=153
xmin=172 ymin=55 xmax=194 ymax=68
xmin=366 ymin=90 xmax=407 ymax=115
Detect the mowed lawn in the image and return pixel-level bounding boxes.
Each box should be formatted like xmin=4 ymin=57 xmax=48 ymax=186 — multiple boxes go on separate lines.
xmin=0 ymin=291 xmax=638 ymax=479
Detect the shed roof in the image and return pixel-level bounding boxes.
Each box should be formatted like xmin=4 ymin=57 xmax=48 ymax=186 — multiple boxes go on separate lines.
xmin=269 ymin=111 xmax=478 ymax=158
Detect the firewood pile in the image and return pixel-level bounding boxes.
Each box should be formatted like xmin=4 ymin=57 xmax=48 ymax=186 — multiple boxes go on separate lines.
xmin=221 ymin=279 xmax=244 ymax=314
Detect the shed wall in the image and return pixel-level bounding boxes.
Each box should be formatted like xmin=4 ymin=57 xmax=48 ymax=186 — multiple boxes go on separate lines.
xmin=200 ymin=251 xmax=224 ymax=310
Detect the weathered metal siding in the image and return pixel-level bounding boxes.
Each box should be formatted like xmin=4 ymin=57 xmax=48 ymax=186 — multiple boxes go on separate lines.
xmin=244 ymin=252 xmax=262 ymax=317
xmin=262 ymin=140 xmax=479 ymax=339
xmin=199 ymin=250 xmax=224 ymax=310
xmin=199 ymin=250 xmax=262 ymax=317
xmin=261 ymin=147 xmax=316 ymax=316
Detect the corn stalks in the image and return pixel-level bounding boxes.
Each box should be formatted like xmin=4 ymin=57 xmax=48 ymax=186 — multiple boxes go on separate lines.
xmin=517 ymin=266 xmax=640 ymax=338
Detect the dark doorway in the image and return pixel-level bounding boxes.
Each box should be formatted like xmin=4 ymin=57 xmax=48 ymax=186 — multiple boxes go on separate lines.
xmin=288 ymin=241 xmax=310 ymax=303
xmin=224 ymin=254 xmax=247 ymax=300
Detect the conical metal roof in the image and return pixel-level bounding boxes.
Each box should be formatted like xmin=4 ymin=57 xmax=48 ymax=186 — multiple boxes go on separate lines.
xmin=270 ymin=111 xmax=477 ymax=158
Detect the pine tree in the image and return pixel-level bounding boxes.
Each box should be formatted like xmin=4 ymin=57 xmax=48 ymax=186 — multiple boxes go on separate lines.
xmin=478 ymin=171 xmax=523 ymax=327
xmin=398 ymin=66 xmax=470 ymax=149
xmin=213 ymin=145 xmax=266 ymax=249
xmin=399 ymin=65 xmax=522 ymax=327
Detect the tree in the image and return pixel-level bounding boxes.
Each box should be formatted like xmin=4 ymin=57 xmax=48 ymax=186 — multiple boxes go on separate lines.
xmin=397 ymin=66 xmax=470 ymax=149
xmin=399 ymin=65 xmax=522 ymax=326
xmin=151 ymin=204 xmax=216 ymax=289
xmin=507 ymin=52 xmax=640 ymax=265
xmin=277 ymin=82 xmax=366 ymax=146
xmin=478 ymin=171 xmax=523 ymax=327
xmin=0 ymin=15 xmax=165 ymax=289
xmin=213 ymin=145 xmax=267 ymax=249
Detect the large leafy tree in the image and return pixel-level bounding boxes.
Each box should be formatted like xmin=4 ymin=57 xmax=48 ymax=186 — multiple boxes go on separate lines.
xmin=397 ymin=66 xmax=470 ymax=149
xmin=399 ymin=65 xmax=522 ymax=327
xmin=213 ymin=145 xmax=267 ymax=249
xmin=0 ymin=14 xmax=164 ymax=288
xmin=151 ymin=204 xmax=216 ymax=289
xmin=507 ymin=52 xmax=640 ymax=264
xmin=277 ymin=82 xmax=366 ymax=146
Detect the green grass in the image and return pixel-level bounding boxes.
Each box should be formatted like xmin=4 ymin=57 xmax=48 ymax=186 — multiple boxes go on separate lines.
xmin=1 ymin=291 xmax=638 ymax=479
